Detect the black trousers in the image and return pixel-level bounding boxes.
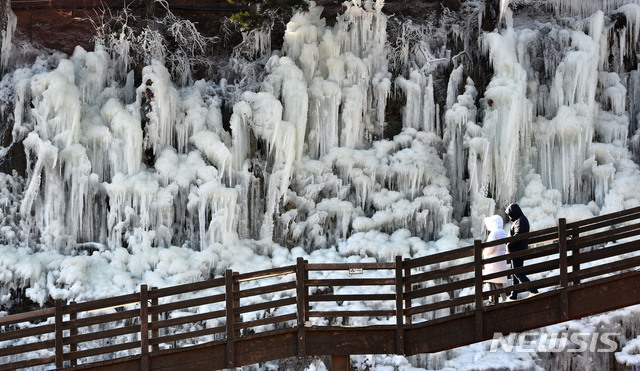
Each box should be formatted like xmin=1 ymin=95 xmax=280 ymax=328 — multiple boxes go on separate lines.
xmin=510 ymin=256 xmax=538 ymax=298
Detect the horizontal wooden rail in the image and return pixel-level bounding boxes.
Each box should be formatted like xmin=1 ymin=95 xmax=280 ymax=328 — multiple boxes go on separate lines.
xmin=0 ymin=307 xmax=55 ymax=326
xmin=307 ymin=262 xmax=395 ymax=270
xmin=2 ymin=206 xmax=640 ymax=370
xmin=404 ymin=246 xmax=473 ymax=269
xmin=63 ymin=324 xmax=140 ymax=345
xmin=235 ymin=265 xmax=296 ymax=282
xmin=63 ymin=308 xmax=139 ymax=330
xmin=149 ymin=325 xmax=226 ymax=345
xmin=404 ymin=261 xmax=474 ymax=285
xmin=0 ymin=356 xmax=55 ymax=371
xmin=308 ymin=294 xmax=396 ymax=302
xmin=64 ymin=293 xmax=140 ymax=314
xmin=148 ymin=293 xmax=225 ymax=314
xmin=0 ymin=322 xmax=54 ymax=341
xmin=147 ymin=277 xmax=225 ymax=299
xmin=148 ymin=309 xmax=226 ymax=330
xmin=566 ymin=206 xmax=640 ymax=230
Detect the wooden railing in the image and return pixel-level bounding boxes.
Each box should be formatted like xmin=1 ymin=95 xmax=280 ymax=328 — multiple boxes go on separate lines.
xmin=2 ymin=206 xmax=640 ymax=370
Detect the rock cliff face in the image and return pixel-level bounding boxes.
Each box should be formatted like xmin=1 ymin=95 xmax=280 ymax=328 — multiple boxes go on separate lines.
xmin=10 ymin=0 xmax=237 ymax=54
xmin=9 ymin=0 xmax=466 ymax=55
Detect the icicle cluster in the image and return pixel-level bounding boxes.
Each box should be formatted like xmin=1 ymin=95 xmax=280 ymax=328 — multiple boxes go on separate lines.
xmin=11 ymin=48 xmax=236 ymax=252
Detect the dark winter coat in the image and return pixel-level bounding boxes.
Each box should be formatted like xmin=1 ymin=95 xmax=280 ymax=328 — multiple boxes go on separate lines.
xmin=505 ymin=203 xmax=530 ymax=252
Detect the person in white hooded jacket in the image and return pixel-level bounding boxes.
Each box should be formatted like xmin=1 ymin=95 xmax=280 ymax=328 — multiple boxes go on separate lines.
xmin=483 ymin=215 xmax=509 ymax=304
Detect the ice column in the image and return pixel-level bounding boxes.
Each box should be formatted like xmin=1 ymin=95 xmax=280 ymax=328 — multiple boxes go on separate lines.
xmin=262 ymin=56 xmax=309 ymax=161
xmin=308 ymin=77 xmax=341 ymax=158
xmin=481 ymin=28 xmax=534 ymax=208
xmin=71 ymin=46 xmax=110 ymax=106
xmin=372 ymin=72 xmax=391 ymax=134
xmin=0 ymin=1 xmax=16 ymax=71
xmin=197 ymin=180 xmax=238 ymax=247
xmin=135 ymin=61 xmax=180 ymax=156
xmin=230 ymin=91 xmax=297 ymax=241
xmin=444 ymin=77 xmax=477 ymax=219
xmin=396 ymin=70 xmax=439 ymax=133
xmin=396 ymin=71 xmax=425 ymax=130
xmin=101 ymin=98 xmax=142 ymax=177
xmin=30 ymin=60 xmax=82 ymax=148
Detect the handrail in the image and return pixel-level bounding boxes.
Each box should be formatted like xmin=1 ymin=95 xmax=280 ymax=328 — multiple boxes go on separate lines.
xmin=1 ymin=206 xmax=640 ymax=370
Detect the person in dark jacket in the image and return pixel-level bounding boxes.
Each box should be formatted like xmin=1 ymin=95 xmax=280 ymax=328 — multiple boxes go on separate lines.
xmin=505 ymin=203 xmax=538 ymax=300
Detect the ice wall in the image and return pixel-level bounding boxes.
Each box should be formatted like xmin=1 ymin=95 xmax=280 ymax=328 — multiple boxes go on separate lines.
xmin=9 ymin=47 xmax=238 ymax=251
xmin=2 ymin=0 xmax=640 ymax=266
xmin=228 ymin=0 xmax=447 ymax=244
xmin=0 ymin=0 xmax=454 ymax=253
xmin=549 ymin=0 xmax=640 ymax=18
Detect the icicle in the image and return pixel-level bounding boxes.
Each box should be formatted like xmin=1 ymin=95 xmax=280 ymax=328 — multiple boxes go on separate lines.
xmin=395 ymin=70 xmax=425 ymax=130
xmin=299 ymin=43 xmax=319 ymax=82
xmin=599 ymin=72 xmax=627 ymax=116
xmin=101 ymin=98 xmax=142 ymax=176
xmin=480 ymin=29 xmax=533 ymax=207
xmin=423 ymin=74 xmax=437 ymax=134
xmin=444 ymin=77 xmax=477 ymax=219
xmin=372 ymin=72 xmax=391 ymax=132
xmin=83 ymin=120 xmax=112 ymax=182
xmin=446 ymin=65 xmax=464 ymax=111
xmin=71 ymin=46 xmax=110 ymax=105
xmin=191 ymin=131 xmax=232 ymax=181
xmin=308 ymin=78 xmax=341 ymax=158
xmin=553 ymin=105 xmax=594 ymax=203
xmin=533 ymin=117 xmax=556 ymax=189
xmin=340 ymin=85 xmax=365 ymax=148
xmin=136 ymin=61 xmax=180 ymax=156
xmin=59 ymin=144 xmax=92 ymax=246
xmin=30 ymin=59 xmax=82 ymax=148
xmin=281 ymin=78 xmax=309 ymax=161
xmin=283 ymin=8 xmax=324 ymax=62
xmin=11 ymin=67 xmax=38 ymax=142
xmin=0 ymin=4 xmax=16 ymax=71
xmin=20 ymin=133 xmax=58 ymax=223
xmin=549 ymin=0 xmax=636 ymax=19
xmin=230 ymin=101 xmax=253 ymax=171
xmin=197 ymin=180 xmax=238 ymax=247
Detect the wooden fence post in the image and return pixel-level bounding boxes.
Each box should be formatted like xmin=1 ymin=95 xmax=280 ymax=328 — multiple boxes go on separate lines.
xmin=225 ymin=269 xmax=235 ymax=368
xmin=473 ymin=240 xmax=483 ymax=341
xmin=395 ymin=256 xmax=405 ymax=355
xmin=140 ymin=284 xmax=149 ymax=371
xmin=69 ymin=301 xmax=77 ymax=367
xmin=150 ymin=287 xmax=158 ymax=353
xmin=233 ymin=272 xmax=240 ymax=337
xmin=55 ymin=299 xmax=63 ymax=369
xmin=296 ymin=257 xmax=307 ymax=357
xmin=558 ymin=218 xmax=569 ymax=321
xmin=403 ymin=258 xmax=412 ymax=325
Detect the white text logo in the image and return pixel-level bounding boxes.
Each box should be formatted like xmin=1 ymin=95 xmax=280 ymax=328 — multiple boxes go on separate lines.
xmin=489 ymin=332 xmax=619 ymax=353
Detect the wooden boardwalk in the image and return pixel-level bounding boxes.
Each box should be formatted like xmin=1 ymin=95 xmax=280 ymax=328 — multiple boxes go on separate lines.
xmin=2 ymin=207 xmax=640 ymax=370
